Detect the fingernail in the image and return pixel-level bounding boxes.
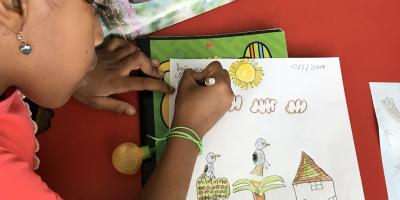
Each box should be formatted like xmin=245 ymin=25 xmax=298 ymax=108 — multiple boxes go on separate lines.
xmin=152 ymin=59 xmax=161 ymax=67
xmin=126 ymin=108 xmax=136 ymax=116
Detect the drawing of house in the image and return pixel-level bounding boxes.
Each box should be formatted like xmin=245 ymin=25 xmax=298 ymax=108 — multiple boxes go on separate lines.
xmin=292 ymin=152 xmax=337 ymax=200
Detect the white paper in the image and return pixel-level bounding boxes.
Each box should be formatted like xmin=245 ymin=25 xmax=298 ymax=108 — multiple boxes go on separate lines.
xmin=169 ymin=58 xmax=364 ymax=200
xmin=370 ymin=82 xmax=400 ymax=200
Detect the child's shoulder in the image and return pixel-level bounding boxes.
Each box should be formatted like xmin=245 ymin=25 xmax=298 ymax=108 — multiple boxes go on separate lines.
xmin=0 ymin=89 xmax=36 ymax=157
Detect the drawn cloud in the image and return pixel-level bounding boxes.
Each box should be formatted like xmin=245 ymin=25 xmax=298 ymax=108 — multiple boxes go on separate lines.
xmin=229 ymin=95 xmax=243 ymax=112
xmin=250 ymin=98 xmax=277 ymax=114
xmin=285 ymin=99 xmax=307 ymax=114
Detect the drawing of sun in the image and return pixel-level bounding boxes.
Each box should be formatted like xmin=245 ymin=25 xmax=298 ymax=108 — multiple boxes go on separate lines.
xmin=229 ymin=60 xmax=264 ymax=90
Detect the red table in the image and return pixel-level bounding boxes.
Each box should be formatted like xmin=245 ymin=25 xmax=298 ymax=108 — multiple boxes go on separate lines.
xmin=38 ymin=0 xmax=399 ymax=199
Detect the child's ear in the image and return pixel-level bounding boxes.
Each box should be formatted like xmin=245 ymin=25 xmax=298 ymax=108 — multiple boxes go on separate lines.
xmin=0 ymin=0 xmax=28 ymax=34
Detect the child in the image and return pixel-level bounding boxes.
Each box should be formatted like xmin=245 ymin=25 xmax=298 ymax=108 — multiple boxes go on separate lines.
xmin=0 ymin=0 xmax=234 ymax=199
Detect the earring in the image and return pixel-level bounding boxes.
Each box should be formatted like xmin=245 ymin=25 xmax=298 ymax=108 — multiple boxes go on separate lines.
xmin=17 ymin=32 xmax=32 ymax=55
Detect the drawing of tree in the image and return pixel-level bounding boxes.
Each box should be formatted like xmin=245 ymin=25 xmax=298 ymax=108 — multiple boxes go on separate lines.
xmin=232 ymin=175 xmax=285 ymax=200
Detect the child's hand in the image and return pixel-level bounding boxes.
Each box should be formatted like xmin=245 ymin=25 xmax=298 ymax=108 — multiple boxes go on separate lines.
xmin=172 ymin=61 xmax=234 ymax=138
xmin=73 ymin=38 xmax=174 ymax=115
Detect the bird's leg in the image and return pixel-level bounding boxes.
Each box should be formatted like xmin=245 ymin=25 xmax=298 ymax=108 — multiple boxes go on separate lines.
xmin=265 ymin=159 xmax=271 ymax=169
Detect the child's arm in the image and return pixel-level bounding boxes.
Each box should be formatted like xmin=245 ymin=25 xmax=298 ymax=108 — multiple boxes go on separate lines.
xmin=140 ymin=136 xmax=198 ymax=199
xmin=140 ymin=62 xmax=234 ymax=200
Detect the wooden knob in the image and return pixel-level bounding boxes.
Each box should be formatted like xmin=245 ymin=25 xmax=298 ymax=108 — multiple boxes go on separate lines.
xmin=112 ymin=143 xmax=151 ymax=175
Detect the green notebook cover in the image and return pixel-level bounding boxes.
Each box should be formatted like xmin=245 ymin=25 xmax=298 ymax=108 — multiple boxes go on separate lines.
xmin=137 ymin=29 xmax=288 ymax=183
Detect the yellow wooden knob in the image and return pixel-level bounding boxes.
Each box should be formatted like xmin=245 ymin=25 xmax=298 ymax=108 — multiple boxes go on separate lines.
xmin=112 ymin=143 xmax=151 ymax=175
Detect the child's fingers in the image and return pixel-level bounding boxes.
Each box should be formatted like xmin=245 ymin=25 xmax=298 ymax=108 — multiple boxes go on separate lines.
xmin=151 ymin=59 xmax=161 ymax=67
xmin=200 ymin=61 xmax=229 ymax=85
xmin=188 ymin=69 xmax=206 ymax=82
xmin=112 ymin=43 xmax=140 ymax=61
xmin=151 ymin=59 xmax=163 ymax=76
xmin=90 ymin=96 xmax=137 ymax=116
xmin=180 ymin=69 xmax=203 ymax=87
xmin=114 ymin=77 xmax=175 ymax=94
xmin=134 ymin=53 xmax=163 ymax=78
xmin=181 ymin=63 xmax=228 ymax=88
xmin=105 ymin=38 xmax=129 ymax=51
xmin=188 ymin=61 xmax=223 ymax=82
xmin=116 ymin=51 xmax=148 ymax=74
xmin=223 ymin=69 xmax=230 ymax=82
xmin=117 ymin=51 xmax=162 ymax=78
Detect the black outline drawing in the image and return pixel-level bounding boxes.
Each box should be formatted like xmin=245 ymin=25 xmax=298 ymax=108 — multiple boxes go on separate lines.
xmin=242 ymin=41 xmax=273 ymax=59
xmin=159 ymin=60 xmax=171 ymax=128
xmin=160 ymin=93 xmax=169 ymax=128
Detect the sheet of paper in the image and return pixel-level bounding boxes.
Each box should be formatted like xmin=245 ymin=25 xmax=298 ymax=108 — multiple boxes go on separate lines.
xmin=370 ymin=82 xmax=400 ymax=200
xmin=169 ymin=58 xmax=365 ymax=200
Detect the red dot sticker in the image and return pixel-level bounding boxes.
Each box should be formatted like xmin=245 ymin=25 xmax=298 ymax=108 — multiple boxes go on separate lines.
xmin=207 ymin=42 xmax=213 ymax=49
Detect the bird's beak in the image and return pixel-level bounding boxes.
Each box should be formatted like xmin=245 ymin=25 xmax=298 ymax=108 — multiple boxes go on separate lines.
xmin=216 ymin=154 xmax=221 ymax=158
xmin=263 ymin=144 xmax=270 ymax=150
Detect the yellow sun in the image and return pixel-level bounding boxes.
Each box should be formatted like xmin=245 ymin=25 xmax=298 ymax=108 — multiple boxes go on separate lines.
xmin=229 ymin=60 xmax=264 ymax=90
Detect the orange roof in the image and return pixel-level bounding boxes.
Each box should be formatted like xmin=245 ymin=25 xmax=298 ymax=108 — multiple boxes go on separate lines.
xmin=293 ymin=152 xmax=333 ymax=185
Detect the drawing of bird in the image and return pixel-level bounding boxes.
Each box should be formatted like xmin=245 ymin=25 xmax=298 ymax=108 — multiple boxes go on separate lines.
xmin=250 ymin=138 xmax=271 ymax=176
xmin=203 ymin=152 xmax=220 ymax=178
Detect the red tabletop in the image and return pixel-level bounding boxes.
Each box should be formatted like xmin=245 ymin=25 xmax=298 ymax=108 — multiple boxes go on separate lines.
xmin=38 ymin=0 xmax=399 ymax=199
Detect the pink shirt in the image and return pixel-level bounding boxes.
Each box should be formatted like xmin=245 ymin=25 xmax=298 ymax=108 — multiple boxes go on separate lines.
xmin=0 ymin=89 xmax=62 ymax=199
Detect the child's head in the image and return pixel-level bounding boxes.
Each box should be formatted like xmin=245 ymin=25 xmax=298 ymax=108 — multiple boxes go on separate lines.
xmin=0 ymin=0 xmax=103 ymax=108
